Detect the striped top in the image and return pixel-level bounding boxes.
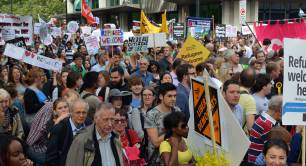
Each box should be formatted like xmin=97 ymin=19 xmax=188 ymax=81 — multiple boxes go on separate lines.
xmin=248 ymin=112 xmax=277 ymax=163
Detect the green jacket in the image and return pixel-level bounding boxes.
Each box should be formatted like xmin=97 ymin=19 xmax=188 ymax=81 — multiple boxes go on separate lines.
xmin=71 ymin=64 xmax=86 ymax=77
xmin=65 ymin=124 xmax=125 ymax=166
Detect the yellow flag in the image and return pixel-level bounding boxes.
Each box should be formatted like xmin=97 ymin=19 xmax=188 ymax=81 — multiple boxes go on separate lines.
xmin=140 ymin=10 xmax=161 ymax=34
xmin=161 ymin=10 xmax=168 ymax=33
xmin=176 ymin=36 xmax=210 ymax=66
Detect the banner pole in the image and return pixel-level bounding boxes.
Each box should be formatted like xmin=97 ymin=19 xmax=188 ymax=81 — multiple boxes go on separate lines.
xmin=212 ymin=15 xmax=215 ymax=41
xmin=303 ymin=126 xmax=305 ymax=166
xmin=153 ymin=33 xmax=156 ymax=61
xmin=245 ymin=22 xmax=261 ymax=48
xmin=203 ymin=71 xmax=217 ymax=155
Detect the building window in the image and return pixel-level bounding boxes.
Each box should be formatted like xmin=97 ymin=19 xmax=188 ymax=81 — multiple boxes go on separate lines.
xmin=106 ymin=0 xmax=119 ymax=7
xmin=92 ymin=0 xmax=99 ymax=8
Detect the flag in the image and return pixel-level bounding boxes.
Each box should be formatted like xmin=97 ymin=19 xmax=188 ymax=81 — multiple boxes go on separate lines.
xmin=81 ymin=0 xmax=96 ymax=25
xmin=140 ymin=10 xmax=160 ymax=34
xmin=299 ymin=8 xmax=306 ymax=17
xmin=161 ymin=10 xmax=169 ymax=33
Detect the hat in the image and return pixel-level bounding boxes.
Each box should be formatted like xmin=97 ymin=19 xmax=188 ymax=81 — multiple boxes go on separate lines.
xmin=108 ymin=89 xmax=132 ymax=105
xmin=109 ymin=89 xmax=124 ymax=98
xmin=223 ymin=49 xmax=235 ymax=59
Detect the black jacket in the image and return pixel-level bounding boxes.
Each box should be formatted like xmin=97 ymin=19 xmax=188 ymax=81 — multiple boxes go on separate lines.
xmin=23 ymin=88 xmax=45 ymax=114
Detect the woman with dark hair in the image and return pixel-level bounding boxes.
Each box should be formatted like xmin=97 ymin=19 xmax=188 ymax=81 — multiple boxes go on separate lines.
xmin=0 ymin=66 xmax=8 ymax=84
xmin=57 ymin=49 xmax=66 ymax=66
xmin=8 ymin=66 xmax=26 ymax=96
xmin=65 ymin=71 xmax=83 ymax=94
xmin=263 ymin=139 xmax=288 ymax=166
xmin=160 ymin=72 xmax=173 ymax=84
xmin=160 ymin=111 xmax=195 ymax=166
xmin=148 ymin=60 xmax=160 ymax=83
xmin=0 ymin=134 xmax=33 ymax=166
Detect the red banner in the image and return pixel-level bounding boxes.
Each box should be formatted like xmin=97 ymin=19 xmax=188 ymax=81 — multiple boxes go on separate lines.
xmin=254 ymin=20 xmax=306 ymax=51
xmin=81 ymin=0 xmax=96 ymax=25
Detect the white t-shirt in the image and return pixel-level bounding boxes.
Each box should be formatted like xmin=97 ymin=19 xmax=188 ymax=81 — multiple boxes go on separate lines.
xmin=252 ymin=94 xmax=269 ymax=115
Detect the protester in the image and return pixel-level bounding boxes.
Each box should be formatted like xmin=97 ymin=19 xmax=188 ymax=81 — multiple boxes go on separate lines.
xmin=148 ymin=60 xmax=161 ymax=84
xmin=223 ymin=49 xmax=243 ymax=73
xmin=65 ymin=102 xmax=125 ymax=166
xmin=0 ymin=66 xmax=8 ymax=84
xmin=263 ymin=139 xmax=288 ymax=166
xmin=252 ymin=74 xmax=272 ymax=115
xmin=145 ymin=83 xmax=181 ymax=165
xmin=70 ymin=52 xmax=86 ymax=77
xmin=160 ymin=72 xmax=173 ymax=84
xmin=160 ymin=111 xmax=195 ymax=166
xmin=65 ymin=71 xmax=83 ymax=93
xmin=8 ymin=66 xmax=26 ymax=96
xmin=45 ymin=99 xmax=91 ymax=166
xmin=170 ymin=58 xmax=184 ymax=87
xmin=131 ymin=58 xmax=154 ymax=87
xmin=129 ymin=76 xmax=144 ymax=109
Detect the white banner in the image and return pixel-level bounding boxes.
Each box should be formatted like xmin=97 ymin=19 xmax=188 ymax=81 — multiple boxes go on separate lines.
xmin=4 ymin=44 xmax=62 ymax=71
xmin=67 ymin=21 xmax=79 ymax=33
xmin=143 ymin=33 xmax=167 ymax=48
xmin=84 ymin=35 xmax=99 ymax=55
xmin=283 ymin=38 xmax=306 ymax=125
xmin=127 ymin=36 xmax=149 ymax=53
xmin=0 ymin=14 xmax=33 ymax=45
xmin=101 ymin=29 xmax=123 ymax=46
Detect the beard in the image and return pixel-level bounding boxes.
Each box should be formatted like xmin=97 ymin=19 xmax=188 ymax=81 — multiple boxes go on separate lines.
xmin=110 ymin=79 xmax=123 ymax=88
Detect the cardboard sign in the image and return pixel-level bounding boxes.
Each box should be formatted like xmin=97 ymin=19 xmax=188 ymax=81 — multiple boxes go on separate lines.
xmin=226 ymin=25 xmax=237 ymax=38
xmin=127 ymin=36 xmax=149 ymax=53
xmin=101 ymin=29 xmax=123 ymax=46
xmin=51 ymin=27 xmax=62 ymax=37
xmin=0 ymin=14 xmax=33 ymax=45
xmin=34 ymin=23 xmax=41 ymax=35
xmin=192 ymin=79 xmax=221 ymax=145
xmin=1 ymin=29 xmax=15 ymax=41
xmin=173 ymin=23 xmax=185 ymax=40
xmin=187 ymin=77 xmax=250 ymax=166
xmin=4 ymin=44 xmax=62 ymax=71
xmin=67 ymin=21 xmax=79 ymax=33
xmin=215 ymin=24 xmax=226 ymax=39
xmin=282 ymin=38 xmax=306 ymax=125
xmin=176 ymin=36 xmax=210 ymax=66
xmin=84 ymin=35 xmax=99 ymax=55
xmin=81 ymin=26 xmax=92 ymax=35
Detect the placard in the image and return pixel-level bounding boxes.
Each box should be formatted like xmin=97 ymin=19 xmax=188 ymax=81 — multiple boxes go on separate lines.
xmin=101 ymin=29 xmax=123 ymax=46
xmin=0 ymin=14 xmax=33 ymax=45
xmin=39 ymin=21 xmax=48 ymax=41
xmin=67 ymin=21 xmax=79 ymax=33
xmin=81 ymin=26 xmax=92 ymax=35
xmin=186 ymin=17 xmax=211 ymax=39
xmin=226 ymin=25 xmax=237 ymax=38
xmin=173 ymin=23 xmax=185 ymax=40
xmin=283 ymin=38 xmax=306 ymax=125
xmin=215 ymin=24 xmax=226 ymax=39
xmin=143 ymin=33 xmax=167 ymax=48
xmin=4 ymin=44 xmax=62 ymax=71
xmin=51 ymin=27 xmax=62 ymax=37
xmin=34 ymin=23 xmax=41 ymax=35
xmin=1 ymin=29 xmax=15 ymax=41
xmin=84 ymin=35 xmax=99 ymax=55
xmin=241 ymin=25 xmax=252 ymax=35
xmin=127 ymin=36 xmax=149 ymax=53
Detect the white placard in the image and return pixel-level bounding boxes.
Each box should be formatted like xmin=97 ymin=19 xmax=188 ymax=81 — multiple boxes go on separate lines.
xmin=39 ymin=21 xmax=48 ymax=41
xmin=283 ymin=38 xmax=306 ymax=125
xmin=127 ymin=36 xmax=149 ymax=53
xmin=143 ymin=33 xmax=167 ymax=48
xmin=84 ymin=35 xmax=99 ymax=55
xmin=226 ymin=25 xmax=237 ymax=38
xmin=51 ymin=27 xmax=62 ymax=37
xmin=0 ymin=14 xmax=33 ymax=45
xmin=43 ymin=34 xmax=53 ymax=46
xmin=241 ymin=25 xmax=252 ymax=35
xmin=81 ymin=26 xmax=92 ymax=35
xmin=34 ymin=23 xmax=41 ymax=35
xmin=2 ymin=29 xmax=15 ymax=41
xmin=101 ymin=29 xmax=123 ymax=46
xmin=4 ymin=44 xmax=62 ymax=71
xmin=67 ymin=21 xmax=79 ymax=33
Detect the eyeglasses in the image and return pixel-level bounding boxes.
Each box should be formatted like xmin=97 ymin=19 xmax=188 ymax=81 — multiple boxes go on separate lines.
xmin=143 ymin=93 xmax=153 ymax=97
xmin=114 ymin=119 xmax=127 ymax=124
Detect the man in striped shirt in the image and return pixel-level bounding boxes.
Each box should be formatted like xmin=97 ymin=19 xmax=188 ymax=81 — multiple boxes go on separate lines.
xmin=248 ymin=95 xmax=282 ymax=163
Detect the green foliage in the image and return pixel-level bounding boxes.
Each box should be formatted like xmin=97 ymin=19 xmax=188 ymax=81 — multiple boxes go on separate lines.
xmin=0 ymin=0 xmax=65 ymax=21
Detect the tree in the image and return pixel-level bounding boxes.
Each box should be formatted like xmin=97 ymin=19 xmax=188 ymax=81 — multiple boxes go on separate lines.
xmin=0 ymin=0 xmax=65 ymax=21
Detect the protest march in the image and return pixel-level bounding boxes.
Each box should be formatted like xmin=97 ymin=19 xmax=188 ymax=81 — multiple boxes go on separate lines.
xmin=1 ymin=0 xmax=306 ymax=166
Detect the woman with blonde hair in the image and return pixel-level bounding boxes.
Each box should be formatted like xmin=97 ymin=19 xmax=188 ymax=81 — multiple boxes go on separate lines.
xmin=217 ymin=63 xmax=234 ymax=83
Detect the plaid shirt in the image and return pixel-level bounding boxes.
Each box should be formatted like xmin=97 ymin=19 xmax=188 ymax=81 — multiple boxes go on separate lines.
xmin=26 ymin=102 xmax=53 ymax=153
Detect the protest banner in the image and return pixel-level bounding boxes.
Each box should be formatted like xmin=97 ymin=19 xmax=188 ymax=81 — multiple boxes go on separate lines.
xmin=84 ymin=35 xmax=99 ymax=55
xmin=127 ymin=36 xmax=149 ymax=53
xmin=81 ymin=26 xmax=92 ymax=35
xmin=51 ymin=27 xmax=62 ymax=37
xmin=143 ymin=33 xmax=167 ymax=48
xmin=188 ymin=77 xmax=250 ymax=166
xmin=225 ymin=25 xmax=237 ymax=38
xmin=67 ymin=21 xmax=79 ymax=33
xmin=101 ymin=29 xmax=123 ymax=46
xmin=173 ymin=23 xmax=185 ymax=40
xmin=34 ymin=23 xmax=41 ymax=35
xmin=282 ymin=38 xmax=306 ymax=125
xmin=3 ymin=44 xmax=62 ymax=71
xmin=1 ymin=29 xmax=15 ymax=41
xmin=186 ymin=17 xmax=211 ymax=39
xmin=132 ymin=20 xmax=140 ymax=33
xmin=0 ymin=14 xmax=33 ymax=45
xmin=39 ymin=21 xmax=48 ymax=41
xmin=176 ymin=36 xmax=210 ymax=66
xmin=215 ymin=24 xmax=226 ymax=39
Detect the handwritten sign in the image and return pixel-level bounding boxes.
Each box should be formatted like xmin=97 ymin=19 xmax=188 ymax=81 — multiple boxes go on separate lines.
xmin=4 ymin=44 xmax=62 ymax=71
xmin=127 ymin=36 xmax=149 ymax=53
xmin=215 ymin=24 xmax=226 ymax=39
xmin=0 ymin=14 xmax=33 ymax=45
xmin=101 ymin=29 xmax=123 ymax=46
xmin=176 ymin=36 xmax=210 ymax=66
xmin=84 ymin=35 xmax=99 ymax=55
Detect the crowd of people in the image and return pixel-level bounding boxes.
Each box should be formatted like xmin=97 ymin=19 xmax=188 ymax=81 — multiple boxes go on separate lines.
xmin=0 ymin=26 xmax=303 ymax=166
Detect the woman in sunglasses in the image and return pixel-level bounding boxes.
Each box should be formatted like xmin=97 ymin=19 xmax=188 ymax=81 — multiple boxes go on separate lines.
xmin=160 ymin=111 xmax=196 ymax=166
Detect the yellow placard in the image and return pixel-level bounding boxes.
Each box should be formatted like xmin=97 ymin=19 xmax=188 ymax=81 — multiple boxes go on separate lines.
xmin=177 ymin=36 xmax=210 ymax=66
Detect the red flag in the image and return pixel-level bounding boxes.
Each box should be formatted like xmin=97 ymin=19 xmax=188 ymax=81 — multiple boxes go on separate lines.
xmin=81 ymin=0 xmax=96 ymax=25
xmin=254 ymin=21 xmax=306 ymax=51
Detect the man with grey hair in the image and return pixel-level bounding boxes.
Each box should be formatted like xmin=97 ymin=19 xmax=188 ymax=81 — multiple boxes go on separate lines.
xmin=131 ymin=57 xmax=154 ymax=86
xmin=248 ymin=95 xmax=282 ymax=163
xmin=223 ymin=49 xmax=243 ymax=73
xmin=66 ymin=102 xmax=125 ymax=166
xmin=46 ymin=99 xmax=91 ymax=166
